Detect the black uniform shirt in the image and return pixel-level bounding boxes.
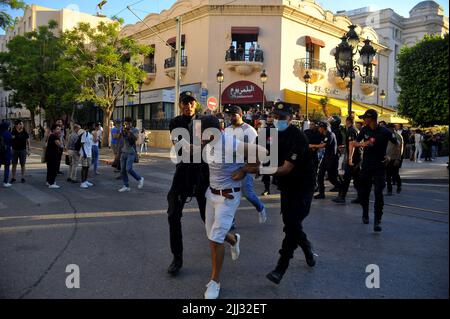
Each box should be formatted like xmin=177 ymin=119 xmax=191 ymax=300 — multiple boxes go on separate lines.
xmin=321 ymin=130 xmax=337 ymax=158
xmin=346 ymin=126 xmax=361 ymax=164
xmin=169 ymin=115 xmax=197 ymax=162
xmin=357 ymin=125 xmax=398 ymax=170
xmin=277 ymin=125 xmax=315 ymax=192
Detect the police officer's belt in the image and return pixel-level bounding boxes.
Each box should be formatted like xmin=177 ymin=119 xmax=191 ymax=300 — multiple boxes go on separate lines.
xmin=210 ymin=187 xmax=241 ymax=199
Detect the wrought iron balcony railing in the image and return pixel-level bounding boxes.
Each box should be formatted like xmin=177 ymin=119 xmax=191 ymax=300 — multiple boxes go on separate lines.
xmin=360 ymin=76 xmax=379 ymax=85
xmin=140 ymin=63 xmax=157 ymax=73
xmin=298 ymin=58 xmax=327 ymax=72
xmin=164 ymin=56 xmax=188 ymax=69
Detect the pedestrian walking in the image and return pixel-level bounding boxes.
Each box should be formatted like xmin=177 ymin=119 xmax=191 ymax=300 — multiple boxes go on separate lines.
xmin=91 ymin=124 xmax=100 ymax=175
xmin=111 ymin=120 xmax=122 ymax=173
xmin=138 ymin=128 xmax=148 ymax=154
xmin=414 ymin=129 xmax=423 ymax=163
xmin=225 ymin=105 xmax=267 ymax=223
xmin=67 ymin=124 xmax=81 ymax=183
xmin=166 ymin=91 xmax=209 ymax=276
xmin=332 ymin=116 xmax=361 ymax=204
xmin=349 ymin=109 xmax=398 ymax=232
xmin=0 ymin=121 xmax=13 ymax=188
xmin=310 ymin=121 xmax=341 ymax=199
xmin=79 ymin=125 xmax=94 ymax=189
xmin=386 ymin=124 xmax=403 ymax=195
xmin=263 ymin=102 xmax=316 ymax=285
xmin=96 ymin=123 xmax=103 ymax=149
xmin=10 ymin=120 xmax=30 ymax=183
xmin=55 ymin=119 xmax=65 ymax=175
xmin=118 ymin=117 xmax=144 ymax=192
xmin=45 ymin=124 xmax=63 ymax=189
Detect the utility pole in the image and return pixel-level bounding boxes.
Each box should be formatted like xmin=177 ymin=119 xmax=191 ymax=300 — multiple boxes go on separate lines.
xmin=174 ymin=16 xmax=182 ymax=116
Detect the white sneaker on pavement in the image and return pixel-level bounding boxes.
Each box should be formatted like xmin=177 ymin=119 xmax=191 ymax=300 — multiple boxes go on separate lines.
xmin=138 ymin=177 xmax=144 ymax=189
xmin=231 ymin=233 xmax=240 ymax=261
xmin=45 ymin=182 xmax=50 ymax=186
xmin=80 ymin=182 xmax=89 ymax=189
xmin=118 ymin=186 xmax=131 ymax=192
xmin=48 ymin=184 xmax=61 ymax=189
xmin=85 ymin=181 xmax=94 ymax=187
xmin=204 ymin=280 xmax=220 ymax=299
xmin=3 ymin=183 xmax=12 ymax=188
xmin=258 ymin=207 xmax=267 ymax=223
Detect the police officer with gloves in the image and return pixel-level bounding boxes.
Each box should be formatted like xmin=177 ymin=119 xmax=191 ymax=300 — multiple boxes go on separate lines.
xmin=263 ymin=102 xmax=316 ymax=285
xmin=166 ymin=91 xmax=209 ymax=275
xmin=349 ymin=109 xmax=397 ymax=232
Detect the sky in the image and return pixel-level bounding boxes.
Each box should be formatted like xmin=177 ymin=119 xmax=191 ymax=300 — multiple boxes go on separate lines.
xmin=1 ymin=0 xmax=449 ymax=34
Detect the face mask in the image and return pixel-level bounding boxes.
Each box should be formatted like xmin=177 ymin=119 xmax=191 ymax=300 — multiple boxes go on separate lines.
xmin=274 ymin=119 xmax=289 ymax=131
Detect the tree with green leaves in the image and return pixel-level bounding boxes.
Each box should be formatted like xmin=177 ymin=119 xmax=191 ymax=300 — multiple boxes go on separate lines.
xmin=0 ymin=20 xmax=73 ymax=128
xmin=0 ymin=0 xmax=25 ymax=30
xmin=397 ymin=34 xmax=449 ymax=126
xmin=61 ymin=20 xmax=152 ymax=143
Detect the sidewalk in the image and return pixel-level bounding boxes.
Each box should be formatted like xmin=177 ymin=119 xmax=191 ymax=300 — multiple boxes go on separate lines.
xmin=400 ymin=156 xmax=449 ymax=183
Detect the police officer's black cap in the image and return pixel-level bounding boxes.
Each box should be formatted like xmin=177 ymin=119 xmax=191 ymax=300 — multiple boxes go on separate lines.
xmin=180 ymin=91 xmax=197 ymax=103
xmin=273 ymin=102 xmax=292 ymax=116
xmin=358 ymin=109 xmax=378 ymax=120
xmin=318 ymin=121 xmax=328 ymax=129
xmin=200 ymin=115 xmax=221 ymax=131
xmin=224 ymin=105 xmax=243 ymax=115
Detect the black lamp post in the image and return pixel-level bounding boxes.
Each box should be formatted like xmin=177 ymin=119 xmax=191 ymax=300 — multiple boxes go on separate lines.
xmin=260 ymin=69 xmax=267 ymax=112
xmin=380 ymin=89 xmax=386 ymax=115
xmin=303 ymin=70 xmax=311 ymax=121
xmin=216 ymin=69 xmax=224 ymax=113
xmin=335 ymin=25 xmax=376 ymax=117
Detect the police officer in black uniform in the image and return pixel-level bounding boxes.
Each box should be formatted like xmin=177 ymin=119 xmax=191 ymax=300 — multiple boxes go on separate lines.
xmin=166 ymin=91 xmax=209 ymax=275
xmin=349 ymin=109 xmax=397 ymax=232
xmin=330 ymin=115 xmax=344 ymax=191
xmin=332 ymin=116 xmax=361 ymax=204
xmin=265 ymin=102 xmax=316 ymax=285
xmin=304 ymin=121 xmax=322 ymax=191
xmin=261 ymin=114 xmax=275 ymax=196
xmin=311 ymin=121 xmax=341 ymax=199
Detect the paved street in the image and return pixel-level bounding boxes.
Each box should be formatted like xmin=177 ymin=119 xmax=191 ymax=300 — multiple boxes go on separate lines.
xmin=0 ymin=148 xmax=448 ymax=299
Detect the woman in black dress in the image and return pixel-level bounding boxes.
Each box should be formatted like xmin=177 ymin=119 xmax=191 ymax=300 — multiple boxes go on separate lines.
xmin=46 ymin=124 xmax=63 ymax=188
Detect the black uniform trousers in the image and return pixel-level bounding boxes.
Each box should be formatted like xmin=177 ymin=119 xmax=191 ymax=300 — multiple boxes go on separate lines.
xmin=279 ymin=189 xmax=314 ymax=261
xmin=46 ymin=156 xmax=59 ymax=185
xmin=339 ymin=162 xmax=360 ymax=198
xmin=357 ymin=166 xmax=386 ymax=222
xmin=167 ymin=163 xmax=208 ymax=258
xmin=262 ymin=175 xmax=271 ymax=192
xmin=317 ymin=155 xmax=341 ymax=194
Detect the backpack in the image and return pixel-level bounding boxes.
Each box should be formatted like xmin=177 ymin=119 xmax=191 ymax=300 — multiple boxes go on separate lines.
xmin=74 ymin=134 xmax=82 ymax=152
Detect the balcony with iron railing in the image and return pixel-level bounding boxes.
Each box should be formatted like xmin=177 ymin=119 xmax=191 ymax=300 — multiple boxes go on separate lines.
xmin=329 ymin=67 xmax=348 ymax=90
xmin=294 ymin=58 xmax=327 ymax=83
xmin=140 ymin=63 xmax=157 ymax=83
xmin=360 ymin=75 xmax=379 ymax=95
xmin=224 ymin=48 xmax=264 ymax=76
xmin=163 ymin=56 xmax=188 ymax=79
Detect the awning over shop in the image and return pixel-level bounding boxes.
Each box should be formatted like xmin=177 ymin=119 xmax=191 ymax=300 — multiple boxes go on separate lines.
xmin=378 ymin=114 xmax=409 ymax=124
xmin=284 ymin=89 xmax=398 ymax=119
xmin=167 ymin=34 xmax=186 ymax=45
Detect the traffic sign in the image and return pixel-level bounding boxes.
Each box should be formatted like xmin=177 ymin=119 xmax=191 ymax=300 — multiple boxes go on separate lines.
xmin=207 ymin=96 xmax=218 ymax=111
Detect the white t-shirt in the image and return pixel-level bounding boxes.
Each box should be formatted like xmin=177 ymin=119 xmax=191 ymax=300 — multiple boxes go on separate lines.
xmin=206 ymin=133 xmax=245 ymax=190
xmin=414 ymin=133 xmax=423 ymax=145
xmin=80 ymin=131 xmax=93 ymax=158
xmin=226 ymin=123 xmax=258 ymax=144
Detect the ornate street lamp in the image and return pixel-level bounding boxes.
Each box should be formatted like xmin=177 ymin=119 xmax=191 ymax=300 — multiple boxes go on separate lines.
xmin=260 ymin=69 xmax=268 ymax=112
xmin=335 ymin=25 xmax=376 ymax=117
xmin=380 ymin=89 xmax=386 ymax=115
xmin=216 ymin=69 xmax=224 ymax=113
xmin=303 ymin=70 xmax=311 ymax=122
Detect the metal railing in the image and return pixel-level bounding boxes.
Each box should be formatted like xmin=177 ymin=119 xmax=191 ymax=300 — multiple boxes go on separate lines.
xmin=360 ymin=76 xmax=379 ymax=85
xmin=225 ymin=48 xmax=264 ymax=62
xmin=298 ymin=58 xmax=327 ymax=72
xmin=164 ymin=56 xmax=188 ymax=69
xmin=140 ymin=63 xmax=157 ymax=73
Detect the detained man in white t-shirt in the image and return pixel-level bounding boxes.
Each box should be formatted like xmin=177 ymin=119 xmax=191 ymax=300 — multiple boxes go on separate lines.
xmin=79 ymin=125 xmax=94 ymax=189
xmin=199 ymin=115 xmax=265 ymax=299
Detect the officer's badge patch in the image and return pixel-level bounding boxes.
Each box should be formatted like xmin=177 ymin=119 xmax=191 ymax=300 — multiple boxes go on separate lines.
xmin=324 ymin=138 xmax=328 ymax=141
xmin=291 ymin=153 xmax=298 ymax=160
xmin=186 ymin=91 xmax=192 ymax=96
xmin=278 ymin=104 xmax=284 ymax=109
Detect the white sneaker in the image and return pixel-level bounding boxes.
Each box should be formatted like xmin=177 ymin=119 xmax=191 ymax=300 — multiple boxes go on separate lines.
xmin=48 ymin=184 xmax=61 ymax=189
xmin=80 ymin=182 xmax=89 ymax=189
xmin=85 ymin=181 xmax=94 ymax=187
xmin=204 ymin=280 xmax=220 ymax=299
xmin=118 ymin=186 xmax=131 ymax=192
xmin=3 ymin=183 xmax=12 ymax=188
xmin=258 ymin=207 xmax=267 ymax=224
xmin=231 ymin=233 xmax=240 ymax=261
xmin=46 ymin=182 xmax=50 ymax=186
xmin=138 ymin=177 xmax=144 ymax=189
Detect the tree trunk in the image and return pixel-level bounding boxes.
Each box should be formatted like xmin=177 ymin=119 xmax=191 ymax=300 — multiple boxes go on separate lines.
xmin=102 ymin=107 xmax=113 ymax=147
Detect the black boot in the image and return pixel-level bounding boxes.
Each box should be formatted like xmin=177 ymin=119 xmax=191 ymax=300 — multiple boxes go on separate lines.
xmin=332 ymin=195 xmax=346 ymax=204
xmin=266 ymin=257 xmax=289 ymax=285
xmin=300 ymin=242 xmax=316 ymax=267
xmin=167 ymin=255 xmax=183 ymax=276
xmin=362 ymin=212 xmax=369 ymax=224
